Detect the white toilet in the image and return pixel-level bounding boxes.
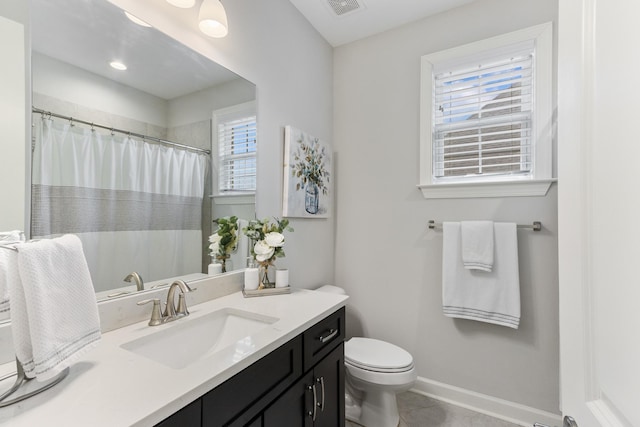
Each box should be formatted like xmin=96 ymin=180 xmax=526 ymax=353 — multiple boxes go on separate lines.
xmin=316 ymin=286 xmax=417 ymax=427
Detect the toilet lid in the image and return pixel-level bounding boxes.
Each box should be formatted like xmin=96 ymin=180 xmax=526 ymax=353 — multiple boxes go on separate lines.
xmin=345 ymin=337 xmax=414 ymax=372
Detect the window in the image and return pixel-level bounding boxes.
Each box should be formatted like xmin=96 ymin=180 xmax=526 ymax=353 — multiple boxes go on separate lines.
xmin=419 ymin=23 xmax=554 ymax=198
xmin=213 ymin=102 xmax=257 ymax=195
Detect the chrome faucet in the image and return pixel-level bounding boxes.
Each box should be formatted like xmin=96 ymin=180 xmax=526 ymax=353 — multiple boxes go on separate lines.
xmin=137 ymin=280 xmax=195 ymax=326
xmin=163 ymin=280 xmax=193 ymax=320
xmin=124 ymin=272 xmax=144 ymax=291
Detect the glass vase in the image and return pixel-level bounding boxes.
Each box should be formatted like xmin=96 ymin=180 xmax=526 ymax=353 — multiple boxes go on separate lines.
xmin=305 ymin=183 xmax=319 ymax=214
xmin=259 ymin=263 xmax=275 ymax=289
xmin=216 ymin=255 xmax=230 ymax=273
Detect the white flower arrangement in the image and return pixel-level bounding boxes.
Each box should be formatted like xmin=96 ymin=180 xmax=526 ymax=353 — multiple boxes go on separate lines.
xmin=243 ymin=218 xmax=293 ymax=266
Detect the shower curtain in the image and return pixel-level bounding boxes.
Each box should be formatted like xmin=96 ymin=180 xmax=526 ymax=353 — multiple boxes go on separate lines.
xmin=31 ymin=117 xmax=209 ymax=294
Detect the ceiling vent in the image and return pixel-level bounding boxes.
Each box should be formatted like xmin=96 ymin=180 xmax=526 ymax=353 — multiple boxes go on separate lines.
xmin=326 ymin=0 xmax=365 ymax=17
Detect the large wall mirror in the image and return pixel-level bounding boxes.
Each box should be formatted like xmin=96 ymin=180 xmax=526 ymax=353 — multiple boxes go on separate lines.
xmin=14 ymin=0 xmax=256 ymax=309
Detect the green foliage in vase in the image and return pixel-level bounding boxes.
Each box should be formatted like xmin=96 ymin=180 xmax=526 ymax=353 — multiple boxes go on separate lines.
xmin=291 ymin=135 xmax=330 ymax=195
xmin=209 ymin=216 xmax=238 ymax=258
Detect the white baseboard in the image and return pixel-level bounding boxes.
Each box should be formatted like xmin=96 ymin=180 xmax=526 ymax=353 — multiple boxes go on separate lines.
xmin=411 ymin=377 xmax=563 ymax=427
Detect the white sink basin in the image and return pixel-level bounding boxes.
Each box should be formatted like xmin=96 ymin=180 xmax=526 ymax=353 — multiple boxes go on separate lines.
xmin=121 ymin=308 xmax=278 ymax=369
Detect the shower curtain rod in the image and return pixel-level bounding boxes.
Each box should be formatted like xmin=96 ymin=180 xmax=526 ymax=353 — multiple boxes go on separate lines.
xmin=32 ymin=108 xmax=211 ymax=155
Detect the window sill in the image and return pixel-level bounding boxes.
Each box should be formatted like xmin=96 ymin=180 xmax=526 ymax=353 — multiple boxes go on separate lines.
xmin=210 ymin=194 xmax=255 ymax=205
xmin=417 ymin=179 xmax=556 ymax=199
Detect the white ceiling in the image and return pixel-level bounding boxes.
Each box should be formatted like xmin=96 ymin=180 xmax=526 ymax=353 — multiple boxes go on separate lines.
xmin=31 ymin=0 xmax=244 ymax=100
xmin=30 ymin=0 xmax=475 ymax=99
xmin=288 ymin=0 xmax=477 ymax=47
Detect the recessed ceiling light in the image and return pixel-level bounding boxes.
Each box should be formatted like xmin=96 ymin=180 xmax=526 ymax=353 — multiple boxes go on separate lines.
xmin=124 ymin=11 xmax=152 ymax=27
xmin=110 ymin=61 xmax=127 ymax=71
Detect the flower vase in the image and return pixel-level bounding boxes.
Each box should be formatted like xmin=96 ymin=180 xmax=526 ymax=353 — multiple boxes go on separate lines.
xmin=305 ymin=183 xmax=319 ymax=214
xmin=216 ymin=255 xmax=230 ymax=273
xmin=259 ymin=263 xmax=275 ymax=289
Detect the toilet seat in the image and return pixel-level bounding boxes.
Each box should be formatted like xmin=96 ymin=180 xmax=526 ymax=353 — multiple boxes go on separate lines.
xmin=345 ymin=337 xmax=414 ymax=373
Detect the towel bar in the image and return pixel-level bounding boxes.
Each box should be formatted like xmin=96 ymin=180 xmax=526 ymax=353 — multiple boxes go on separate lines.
xmin=428 ymin=220 xmax=542 ymax=232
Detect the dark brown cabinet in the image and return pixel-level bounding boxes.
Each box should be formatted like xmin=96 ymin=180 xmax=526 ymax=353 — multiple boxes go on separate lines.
xmin=155 ymin=399 xmax=202 ymax=427
xmin=155 ymin=307 xmax=345 ymax=427
xmin=263 ymin=343 xmax=344 ymax=427
xmin=202 ymin=335 xmax=303 ymax=426
xmin=263 ymin=371 xmax=315 ymax=427
xmin=312 ymin=343 xmax=345 ymax=427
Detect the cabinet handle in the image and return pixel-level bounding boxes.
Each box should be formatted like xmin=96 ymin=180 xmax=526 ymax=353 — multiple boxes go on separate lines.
xmin=316 ymin=377 xmax=325 ymax=411
xmin=318 ymin=328 xmax=338 ymax=343
xmin=307 ymin=384 xmax=317 ymax=421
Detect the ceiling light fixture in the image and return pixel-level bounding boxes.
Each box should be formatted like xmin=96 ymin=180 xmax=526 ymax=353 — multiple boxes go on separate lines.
xmin=198 ymin=0 xmax=228 ymax=38
xmin=109 ymin=61 xmax=127 ymax=71
xmin=166 ymin=0 xmax=196 ymax=8
xmin=124 ymin=11 xmax=152 ymax=27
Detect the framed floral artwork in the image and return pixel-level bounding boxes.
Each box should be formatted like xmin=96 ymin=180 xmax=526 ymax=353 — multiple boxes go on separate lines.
xmin=282 ymin=126 xmax=332 ymax=218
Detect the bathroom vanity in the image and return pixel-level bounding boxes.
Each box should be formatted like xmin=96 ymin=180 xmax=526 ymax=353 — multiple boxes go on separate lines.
xmin=0 ymin=286 xmax=347 ymax=427
xmin=159 ymin=307 xmax=345 ymax=427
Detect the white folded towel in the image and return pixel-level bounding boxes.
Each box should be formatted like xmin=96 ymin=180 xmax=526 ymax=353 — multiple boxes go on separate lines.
xmin=0 ymin=250 xmax=14 ymax=315
xmin=461 ymin=221 xmax=494 ymax=272
xmin=9 ymin=235 xmax=101 ymax=381
xmin=442 ymin=222 xmax=520 ymax=329
xmin=0 ymin=230 xmax=25 ymax=314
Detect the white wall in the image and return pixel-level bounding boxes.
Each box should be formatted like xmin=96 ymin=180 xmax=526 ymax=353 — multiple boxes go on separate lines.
xmin=167 ymin=78 xmax=255 ymax=127
xmin=0 ymin=5 xmax=28 ymax=232
xmin=33 ymin=52 xmax=168 ymax=127
xmin=333 ymin=0 xmax=559 ymax=416
xmin=109 ymin=0 xmax=334 ymax=288
xmin=558 ymin=1 xmax=640 ymax=424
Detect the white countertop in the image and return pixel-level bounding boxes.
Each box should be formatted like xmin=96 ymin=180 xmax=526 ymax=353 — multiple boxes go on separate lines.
xmin=0 ymin=288 xmax=348 ymax=427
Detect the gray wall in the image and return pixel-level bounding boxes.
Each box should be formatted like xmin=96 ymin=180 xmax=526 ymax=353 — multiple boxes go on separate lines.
xmin=226 ymin=0 xmax=335 ymax=288
xmin=99 ymin=0 xmax=336 ymax=288
xmin=3 ymin=0 xmax=560 ymax=415
xmin=333 ymin=0 xmax=559 ymax=414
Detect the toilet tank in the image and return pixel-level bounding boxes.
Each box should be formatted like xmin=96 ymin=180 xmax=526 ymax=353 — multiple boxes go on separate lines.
xmin=315 ymin=285 xmax=347 ymax=295
xmin=315 ymin=285 xmax=364 ymax=338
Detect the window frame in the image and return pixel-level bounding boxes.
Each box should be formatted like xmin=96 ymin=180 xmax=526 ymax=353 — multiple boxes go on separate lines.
xmin=419 ymin=22 xmax=554 ymax=198
xmin=211 ymin=101 xmax=257 ymax=202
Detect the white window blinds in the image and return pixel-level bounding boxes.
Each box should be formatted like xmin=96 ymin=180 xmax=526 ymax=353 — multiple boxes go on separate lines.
xmin=218 ymin=115 xmax=257 ymax=192
xmin=433 ymin=49 xmax=534 ymax=180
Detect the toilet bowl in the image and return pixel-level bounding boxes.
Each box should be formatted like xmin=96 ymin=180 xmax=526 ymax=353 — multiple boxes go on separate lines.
xmin=316 ymin=286 xmax=417 ymax=427
xmin=345 ymin=337 xmax=416 ymax=427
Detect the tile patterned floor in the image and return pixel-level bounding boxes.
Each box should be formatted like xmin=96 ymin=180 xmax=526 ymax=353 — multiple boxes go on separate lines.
xmin=346 ymin=391 xmax=522 ymax=427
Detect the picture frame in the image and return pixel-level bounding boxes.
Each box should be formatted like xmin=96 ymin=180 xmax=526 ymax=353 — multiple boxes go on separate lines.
xmin=282 ymin=126 xmax=332 ymax=218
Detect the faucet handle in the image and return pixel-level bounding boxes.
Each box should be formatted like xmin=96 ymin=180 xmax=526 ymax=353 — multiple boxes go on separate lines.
xmin=175 ymin=293 xmax=189 ymax=317
xmin=137 ymin=298 xmax=164 ymax=326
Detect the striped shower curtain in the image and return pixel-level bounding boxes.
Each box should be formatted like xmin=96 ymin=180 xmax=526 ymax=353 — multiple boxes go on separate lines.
xmin=31 ymin=117 xmax=208 ymax=294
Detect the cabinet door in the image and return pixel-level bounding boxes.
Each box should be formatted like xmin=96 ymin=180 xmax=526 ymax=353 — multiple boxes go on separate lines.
xmin=154 ymin=399 xmax=202 ymax=427
xmin=313 ymin=343 xmax=345 ymax=427
xmin=263 ymin=372 xmax=314 ymax=427
xmin=264 ymin=344 xmax=345 ymax=427
xmin=203 ymin=335 xmax=302 ymax=426
xmin=246 ymin=415 xmax=262 ymax=427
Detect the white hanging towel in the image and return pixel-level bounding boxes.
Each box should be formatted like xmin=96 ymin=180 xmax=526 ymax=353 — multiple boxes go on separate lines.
xmin=0 ymin=230 xmax=24 ymax=314
xmin=461 ymin=221 xmax=494 ymax=272
xmin=442 ymin=222 xmax=520 ymax=329
xmin=9 ymin=235 xmax=101 ymax=381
